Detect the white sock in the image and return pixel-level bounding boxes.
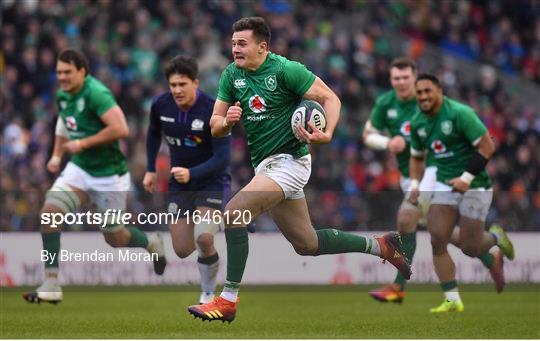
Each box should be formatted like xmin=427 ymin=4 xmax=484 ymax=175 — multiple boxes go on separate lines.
xmin=197 ymin=254 xmax=219 ymax=294
xmin=444 ymin=290 xmax=461 ymax=302
xmin=44 ymin=268 xmax=58 ymax=284
xmin=146 ymin=234 xmax=156 ymax=251
xmin=147 ymin=233 xmax=164 ymax=255
xmin=220 ymin=281 xmax=240 ymax=303
xmin=367 ymin=238 xmax=381 ymax=256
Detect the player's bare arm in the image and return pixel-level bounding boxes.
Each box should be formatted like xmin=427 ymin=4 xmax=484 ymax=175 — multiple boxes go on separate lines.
xmin=48 ymin=135 xmax=68 ymax=173
xmin=296 ymin=76 xmax=340 ymax=144
xmin=363 ymin=120 xmax=406 ymax=153
xmin=63 ymin=105 xmax=129 ymax=154
xmin=449 ymin=132 xmax=495 ymax=193
xmin=407 ymin=154 xmax=425 ymax=205
xmin=47 ymin=117 xmax=69 ymax=173
xmin=363 ymin=120 xmax=389 ymax=150
xmin=210 ymin=99 xmax=239 ymax=137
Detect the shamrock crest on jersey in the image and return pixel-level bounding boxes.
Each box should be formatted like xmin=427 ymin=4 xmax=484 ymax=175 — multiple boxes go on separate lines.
xmin=441 ymin=120 xmax=453 ymax=135
xmin=76 ymin=98 xmax=85 ymax=112
xmin=264 ymin=74 xmax=277 ymax=91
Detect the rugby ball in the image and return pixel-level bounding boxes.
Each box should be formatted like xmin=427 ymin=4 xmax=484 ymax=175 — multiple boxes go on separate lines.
xmin=291 ymin=100 xmax=327 ymax=141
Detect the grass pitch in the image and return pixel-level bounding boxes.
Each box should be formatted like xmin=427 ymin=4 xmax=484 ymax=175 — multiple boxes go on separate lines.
xmin=2 ymin=284 xmax=539 ymax=339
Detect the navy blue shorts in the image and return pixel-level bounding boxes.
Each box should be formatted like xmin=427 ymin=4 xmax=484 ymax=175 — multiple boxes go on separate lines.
xmin=167 ymin=178 xmax=230 ymax=215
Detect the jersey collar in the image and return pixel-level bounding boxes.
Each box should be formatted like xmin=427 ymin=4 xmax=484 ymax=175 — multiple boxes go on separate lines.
xmin=177 ymin=89 xmax=201 ymax=115
xmin=63 ymin=76 xmax=90 ymax=99
xmin=243 ymin=52 xmax=271 ymax=74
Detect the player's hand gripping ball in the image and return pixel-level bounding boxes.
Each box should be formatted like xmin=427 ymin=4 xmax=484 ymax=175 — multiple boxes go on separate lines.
xmin=291 ymin=100 xmax=327 ymax=142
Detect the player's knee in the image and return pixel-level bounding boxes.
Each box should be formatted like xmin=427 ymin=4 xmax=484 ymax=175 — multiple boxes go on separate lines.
xmin=196 ymin=233 xmax=214 ymax=253
xmin=105 ymin=238 xmax=121 ymax=247
xmin=104 ymin=234 xmax=126 ymax=248
xmin=40 ymin=203 xmax=60 ymax=215
xmin=397 ymin=218 xmax=416 ymax=233
xmin=461 ymin=245 xmax=481 ymax=257
xmin=397 ymin=207 xmax=419 ymax=233
xmin=103 ymin=229 xmax=130 ymax=248
xmin=44 ymin=185 xmax=81 ymax=215
xmin=430 ymin=236 xmax=447 ymax=255
xmin=174 ymin=250 xmax=192 ymax=259
xmin=292 ymin=241 xmax=317 ymax=256
xmin=173 ymin=245 xmax=194 ymax=259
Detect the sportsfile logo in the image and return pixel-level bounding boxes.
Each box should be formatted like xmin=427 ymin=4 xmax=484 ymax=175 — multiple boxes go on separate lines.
xmin=40 ymin=209 xmax=185 ymax=228
xmin=40 ymin=209 xmax=252 ymax=228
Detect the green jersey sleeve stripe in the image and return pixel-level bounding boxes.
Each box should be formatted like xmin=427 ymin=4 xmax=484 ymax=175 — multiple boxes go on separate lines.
xmin=472 ymin=136 xmax=483 ymax=146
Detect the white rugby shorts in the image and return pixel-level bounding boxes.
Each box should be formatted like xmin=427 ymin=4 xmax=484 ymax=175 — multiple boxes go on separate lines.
xmin=430 ymin=181 xmax=493 ymax=221
xmin=255 ymin=153 xmax=311 ymax=200
xmin=52 ymin=161 xmax=131 ymax=212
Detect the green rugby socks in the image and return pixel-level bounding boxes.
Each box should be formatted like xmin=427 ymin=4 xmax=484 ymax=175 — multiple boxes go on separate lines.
xmin=220 ymin=227 xmax=249 ymax=302
xmin=127 ymin=226 xmax=149 ymax=248
xmin=42 ymin=231 xmax=60 ymax=269
xmin=393 ymin=231 xmax=416 ymax=290
xmin=315 ymin=229 xmax=379 ymax=256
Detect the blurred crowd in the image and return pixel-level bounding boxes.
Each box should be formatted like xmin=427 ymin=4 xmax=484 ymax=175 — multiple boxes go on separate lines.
xmin=1 ymin=0 xmax=539 ymax=232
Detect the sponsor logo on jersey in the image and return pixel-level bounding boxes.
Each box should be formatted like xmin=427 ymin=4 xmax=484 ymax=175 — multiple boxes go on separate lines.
xmin=234 ymin=79 xmax=246 ymax=88
xmin=183 ymin=135 xmax=203 ymax=147
xmin=441 ymin=120 xmax=453 ymax=135
xmin=66 ymin=116 xmax=77 ymax=130
xmin=76 ymin=98 xmax=85 ymax=112
xmin=246 ymin=114 xmax=270 ymax=122
xmin=265 ymin=74 xmax=277 ymax=91
xmin=165 ymin=134 xmax=202 ymax=147
xmin=191 ymin=119 xmax=204 ymax=131
xmin=160 ymin=116 xmax=175 ymax=122
xmin=60 ymin=100 xmax=67 ymax=110
xmin=431 ymin=139 xmax=446 ymax=154
xmin=248 ymin=95 xmax=267 ymax=113
xmin=418 ymin=128 xmax=427 ymax=138
xmin=165 ymin=135 xmax=181 ymax=146
xmin=387 ymin=109 xmax=398 ymax=118
xmin=400 ymin=121 xmax=411 ymax=137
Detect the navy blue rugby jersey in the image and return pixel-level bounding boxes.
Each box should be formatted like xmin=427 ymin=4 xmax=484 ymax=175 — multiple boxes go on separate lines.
xmin=146 ymin=90 xmax=231 ymax=188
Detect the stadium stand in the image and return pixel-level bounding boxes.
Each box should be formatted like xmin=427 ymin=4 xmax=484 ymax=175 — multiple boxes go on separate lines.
xmin=1 ymin=0 xmax=538 ymax=232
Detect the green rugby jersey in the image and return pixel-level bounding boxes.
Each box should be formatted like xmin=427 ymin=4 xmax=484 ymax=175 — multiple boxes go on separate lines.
xmin=410 ymin=97 xmax=492 ymax=189
xmin=217 ymin=52 xmax=316 ymax=167
xmin=369 ymin=89 xmax=437 ymax=177
xmin=56 ymin=76 xmax=128 ymax=177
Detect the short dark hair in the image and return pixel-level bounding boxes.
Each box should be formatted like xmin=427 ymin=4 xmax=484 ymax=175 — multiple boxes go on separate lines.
xmin=415 ymin=73 xmax=441 ymax=88
xmin=58 ymin=49 xmax=89 ymax=76
xmin=164 ymin=55 xmax=198 ymax=81
xmin=390 ymin=57 xmax=417 ymax=73
xmin=232 ymin=17 xmax=271 ymax=44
